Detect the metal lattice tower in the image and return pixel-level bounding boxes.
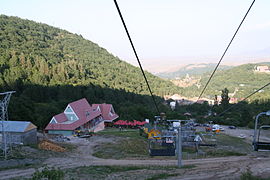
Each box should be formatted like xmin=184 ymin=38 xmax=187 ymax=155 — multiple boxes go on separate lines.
xmin=0 ymin=91 xmax=15 ymax=159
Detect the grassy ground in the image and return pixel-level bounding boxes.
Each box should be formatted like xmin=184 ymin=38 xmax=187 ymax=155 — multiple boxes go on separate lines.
xmin=94 ymin=129 xmax=149 ymax=159
xmin=0 ymin=142 xmax=77 ymax=170
xmin=192 ymin=133 xmax=251 ymax=158
xmin=96 ymin=128 xmax=143 ymax=138
xmin=63 ymin=165 xmax=195 ymax=180
xmin=93 ymin=128 xmax=250 ymax=160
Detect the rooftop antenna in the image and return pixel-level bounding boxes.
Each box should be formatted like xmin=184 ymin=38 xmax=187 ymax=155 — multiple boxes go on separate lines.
xmin=0 ymin=91 xmax=15 ymax=159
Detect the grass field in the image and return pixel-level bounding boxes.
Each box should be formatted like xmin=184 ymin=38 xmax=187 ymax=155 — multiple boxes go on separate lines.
xmin=94 ymin=129 xmax=149 ymax=159
xmin=63 ymin=165 xmax=195 ymax=180
xmin=93 ymin=128 xmax=250 ymax=160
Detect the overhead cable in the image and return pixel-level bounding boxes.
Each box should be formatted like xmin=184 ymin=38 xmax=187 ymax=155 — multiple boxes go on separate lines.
xmin=197 ymin=0 xmax=256 ymax=102
xmin=218 ymin=81 xmax=270 ymax=116
xmin=113 ymin=0 xmax=160 ymax=114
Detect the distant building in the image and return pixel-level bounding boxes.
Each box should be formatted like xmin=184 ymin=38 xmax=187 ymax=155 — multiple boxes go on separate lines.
xmin=164 ymin=94 xmax=184 ymax=101
xmin=229 ymin=97 xmax=238 ymax=104
xmin=254 ymin=65 xmax=270 ymax=73
xmin=169 ymin=101 xmax=176 ymax=110
xmin=45 ymin=98 xmax=118 ymax=136
xmin=0 ymin=121 xmax=37 ymax=145
xmin=177 ymin=99 xmax=194 ymax=106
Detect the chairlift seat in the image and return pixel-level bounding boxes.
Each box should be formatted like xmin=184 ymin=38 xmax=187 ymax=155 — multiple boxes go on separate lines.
xmin=253 ymin=125 xmax=270 ymax=151
xmin=253 ymin=142 xmax=270 ymax=151
xmin=149 ymin=148 xmax=175 ymax=156
xmin=161 ymin=141 xmax=174 ymax=147
xmin=149 ymin=139 xmax=175 ymax=156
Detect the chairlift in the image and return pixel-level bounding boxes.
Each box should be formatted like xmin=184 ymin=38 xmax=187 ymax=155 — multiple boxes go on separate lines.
xmin=253 ymin=125 xmax=270 ymax=151
xmin=148 ymin=138 xmax=176 ymax=156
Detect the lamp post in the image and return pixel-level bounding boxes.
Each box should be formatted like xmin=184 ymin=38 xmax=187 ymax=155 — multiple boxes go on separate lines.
xmin=253 ymin=110 xmax=270 ymax=147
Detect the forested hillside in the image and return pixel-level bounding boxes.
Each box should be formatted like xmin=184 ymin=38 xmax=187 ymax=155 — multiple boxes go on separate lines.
xmin=181 ymin=63 xmax=270 ymax=99
xmin=0 ymin=15 xmax=182 ymax=128
xmin=0 ymin=15 xmax=181 ymax=96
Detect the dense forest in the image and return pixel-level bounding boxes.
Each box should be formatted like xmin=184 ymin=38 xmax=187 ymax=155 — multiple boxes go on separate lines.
xmin=0 ymin=15 xmax=182 ymax=96
xmin=0 ymin=15 xmax=183 ymax=128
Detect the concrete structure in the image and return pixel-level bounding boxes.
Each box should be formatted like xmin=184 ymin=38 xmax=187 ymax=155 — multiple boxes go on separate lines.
xmin=0 ymin=121 xmax=37 ymax=145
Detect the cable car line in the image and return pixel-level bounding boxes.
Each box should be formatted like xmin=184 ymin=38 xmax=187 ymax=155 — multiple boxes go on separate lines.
xmin=197 ymin=0 xmax=256 ymax=102
xmin=113 ymin=0 xmax=160 ymax=114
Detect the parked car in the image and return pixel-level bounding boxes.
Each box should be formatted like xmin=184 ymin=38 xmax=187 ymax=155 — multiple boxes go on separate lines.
xmin=203 ymin=124 xmax=210 ymax=127
xmin=228 ymin=126 xmax=236 ymax=129
xmin=219 ymin=127 xmax=225 ymax=131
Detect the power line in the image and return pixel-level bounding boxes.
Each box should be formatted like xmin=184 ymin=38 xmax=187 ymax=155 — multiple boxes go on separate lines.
xmin=218 ymin=81 xmax=270 ymax=116
xmin=113 ymin=0 xmax=160 ymax=114
xmin=197 ymin=0 xmax=256 ymax=102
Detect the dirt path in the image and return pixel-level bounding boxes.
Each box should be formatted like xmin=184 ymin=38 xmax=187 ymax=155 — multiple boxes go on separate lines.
xmin=1 ymin=155 xmax=270 ymax=179
xmin=1 ymin=135 xmax=270 ymax=179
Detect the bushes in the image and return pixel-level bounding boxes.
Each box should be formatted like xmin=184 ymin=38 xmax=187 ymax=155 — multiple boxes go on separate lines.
xmin=32 ymin=167 xmax=64 ymax=180
xmin=240 ymin=169 xmax=263 ymax=180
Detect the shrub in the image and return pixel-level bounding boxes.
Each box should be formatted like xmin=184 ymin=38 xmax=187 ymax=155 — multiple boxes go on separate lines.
xmin=32 ymin=166 xmax=64 ymax=180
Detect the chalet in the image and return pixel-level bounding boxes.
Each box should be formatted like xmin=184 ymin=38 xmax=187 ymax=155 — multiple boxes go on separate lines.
xmin=0 ymin=121 xmax=37 ymax=145
xmin=45 ymin=98 xmax=118 ymax=136
xmin=92 ymin=103 xmax=119 ymax=126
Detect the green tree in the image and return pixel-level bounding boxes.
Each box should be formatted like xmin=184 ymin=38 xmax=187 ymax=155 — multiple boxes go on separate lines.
xmin=221 ymin=88 xmax=230 ymax=108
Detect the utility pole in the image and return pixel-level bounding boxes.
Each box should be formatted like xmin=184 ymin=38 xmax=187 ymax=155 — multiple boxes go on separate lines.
xmin=177 ymin=122 xmax=182 ymax=167
xmin=168 ymin=119 xmax=184 ymax=168
xmin=0 ymin=91 xmax=15 ymax=159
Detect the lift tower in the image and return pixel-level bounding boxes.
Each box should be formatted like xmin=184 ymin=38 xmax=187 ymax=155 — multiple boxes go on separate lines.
xmin=0 ymin=91 xmax=15 ymax=159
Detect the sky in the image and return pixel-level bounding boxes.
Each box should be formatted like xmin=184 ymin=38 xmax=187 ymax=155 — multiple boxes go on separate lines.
xmin=1 ymin=0 xmax=270 ymax=72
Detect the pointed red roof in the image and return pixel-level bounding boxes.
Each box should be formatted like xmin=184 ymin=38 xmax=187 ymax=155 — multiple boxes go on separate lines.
xmin=54 ymin=113 xmax=67 ymax=123
xmin=45 ymin=98 xmax=101 ymax=131
xmin=92 ymin=103 xmax=119 ymax=122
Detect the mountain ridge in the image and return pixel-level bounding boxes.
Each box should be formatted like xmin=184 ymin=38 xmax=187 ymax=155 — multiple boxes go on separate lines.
xmin=157 ymin=63 xmax=233 ymax=79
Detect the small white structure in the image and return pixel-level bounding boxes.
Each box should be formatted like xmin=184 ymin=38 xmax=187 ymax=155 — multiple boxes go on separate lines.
xmin=170 ymin=101 xmax=176 ymax=110
xmin=173 ymin=122 xmax=180 ymax=128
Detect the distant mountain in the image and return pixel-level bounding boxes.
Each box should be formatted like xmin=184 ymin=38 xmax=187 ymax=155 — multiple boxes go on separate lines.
xmin=157 ymin=63 xmax=233 ymax=79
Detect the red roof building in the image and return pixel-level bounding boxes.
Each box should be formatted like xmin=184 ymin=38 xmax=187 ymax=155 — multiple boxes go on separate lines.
xmin=92 ymin=104 xmax=119 ymax=123
xmin=45 ymin=98 xmax=118 ymax=136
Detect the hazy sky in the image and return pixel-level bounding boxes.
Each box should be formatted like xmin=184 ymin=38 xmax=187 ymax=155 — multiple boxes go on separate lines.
xmin=1 ymin=0 xmax=270 ymax=72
